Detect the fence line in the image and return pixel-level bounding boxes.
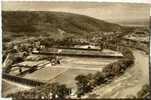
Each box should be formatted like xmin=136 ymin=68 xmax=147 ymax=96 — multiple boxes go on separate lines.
xmin=2 ymin=73 xmax=45 ymax=87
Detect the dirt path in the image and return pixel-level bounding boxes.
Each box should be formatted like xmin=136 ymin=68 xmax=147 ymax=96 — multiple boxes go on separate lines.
xmin=88 ymin=49 xmax=149 ymax=98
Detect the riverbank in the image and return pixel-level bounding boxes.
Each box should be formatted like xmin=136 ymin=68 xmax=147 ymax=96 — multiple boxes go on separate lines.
xmin=87 ymin=49 xmax=149 ymax=98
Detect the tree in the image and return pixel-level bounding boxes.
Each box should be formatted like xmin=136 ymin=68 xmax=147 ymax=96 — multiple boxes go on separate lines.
xmin=93 ymin=72 xmax=106 ymax=85
xmin=49 ymin=83 xmax=71 ymax=99
xmin=75 ymin=74 xmax=93 ymax=97
xmin=60 ymin=37 xmax=74 ymax=47
xmin=99 ymin=42 xmax=104 ymax=51
xmin=40 ymin=38 xmax=55 ymax=47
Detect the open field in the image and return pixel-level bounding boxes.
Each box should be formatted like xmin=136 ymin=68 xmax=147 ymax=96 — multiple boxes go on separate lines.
xmin=23 ymin=56 xmax=118 ymax=88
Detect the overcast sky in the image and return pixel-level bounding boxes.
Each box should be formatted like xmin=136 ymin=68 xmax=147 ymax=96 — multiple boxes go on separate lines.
xmin=2 ymin=1 xmax=151 ymax=26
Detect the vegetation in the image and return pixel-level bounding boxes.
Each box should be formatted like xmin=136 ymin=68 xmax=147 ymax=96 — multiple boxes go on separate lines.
xmin=75 ymin=59 xmax=134 ymax=97
xmin=101 ymin=43 xmax=134 ymax=59
xmin=137 ymin=84 xmax=150 ymax=98
xmin=39 ymin=38 xmax=55 ymax=47
xmin=92 ymin=72 xmax=106 ymax=86
xmin=75 ymin=74 xmax=93 ymax=97
xmin=119 ymin=39 xmax=149 ymax=54
xmin=75 ymin=43 xmax=134 ymax=97
xmin=102 ymin=59 xmax=134 ymax=77
xmin=2 ymin=11 xmax=133 ymax=40
xmin=39 ymin=36 xmax=75 ymax=47
xmin=7 ymin=82 xmax=71 ymax=99
xmin=47 ymin=83 xmax=71 ymax=99
xmin=3 ymin=36 xmax=11 ymax=42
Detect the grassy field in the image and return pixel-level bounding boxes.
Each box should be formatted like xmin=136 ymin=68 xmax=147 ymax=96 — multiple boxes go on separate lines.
xmin=23 ymin=56 xmax=118 ymax=89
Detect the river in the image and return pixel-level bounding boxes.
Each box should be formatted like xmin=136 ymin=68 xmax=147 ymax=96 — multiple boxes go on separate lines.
xmin=88 ymin=49 xmax=149 ymax=98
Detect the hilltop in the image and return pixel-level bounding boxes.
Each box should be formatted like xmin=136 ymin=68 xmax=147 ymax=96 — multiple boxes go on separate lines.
xmin=2 ymin=11 xmax=133 ymax=40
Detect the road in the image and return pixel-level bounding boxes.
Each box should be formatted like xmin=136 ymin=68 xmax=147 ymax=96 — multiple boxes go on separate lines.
xmin=88 ymin=49 xmax=149 ymax=98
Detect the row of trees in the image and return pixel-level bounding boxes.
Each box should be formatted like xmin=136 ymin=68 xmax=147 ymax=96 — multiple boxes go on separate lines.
xmin=99 ymin=42 xmax=134 ymax=59
xmin=39 ymin=37 xmax=75 ymax=48
xmin=75 ymin=59 xmax=134 ymax=97
xmin=75 ymin=43 xmax=135 ymax=97
xmin=119 ymin=39 xmax=149 ymax=54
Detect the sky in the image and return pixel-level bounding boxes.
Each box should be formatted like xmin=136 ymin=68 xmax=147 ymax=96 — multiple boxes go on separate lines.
xmin=2 ymin=1 xmax=151 ymax=26
xmin=2 ymin=0 xmax=151 ymax=3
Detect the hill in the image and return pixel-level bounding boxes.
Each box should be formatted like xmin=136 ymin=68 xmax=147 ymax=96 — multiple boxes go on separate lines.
xmin=2 ymin=11 xmax=130 ymax=40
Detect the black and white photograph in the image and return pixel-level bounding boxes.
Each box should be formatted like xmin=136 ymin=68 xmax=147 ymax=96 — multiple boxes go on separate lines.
xmin=1 ymin=1 xmax=151 ymax=99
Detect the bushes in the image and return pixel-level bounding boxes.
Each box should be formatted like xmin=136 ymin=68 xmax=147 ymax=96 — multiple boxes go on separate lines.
xmin=93 ymin=72 xmax=106 ymax=86
xmin=75 ymin=72 xmax=109 ymax=97
xmin=137 ymin=84 xmax=150 ymax=98
xmin=103 ymin=62 xmax=121 ymax=77
xmin=102 ymin=59 xmax=134 ymax=77
xmin=39 ymin=37 xmax=75 ymax=47
xmin=121 ymin=48 xmax=134 ymax=59
xmin=75 ymin=74 xmax=93 ymax=97
xmin=3 ymin=37 xmax=11 ymax=42
xmin=48 ymin=83 xmax=71 ymax=99
xmin=40 ymin=38 xmax=55 ymax=47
